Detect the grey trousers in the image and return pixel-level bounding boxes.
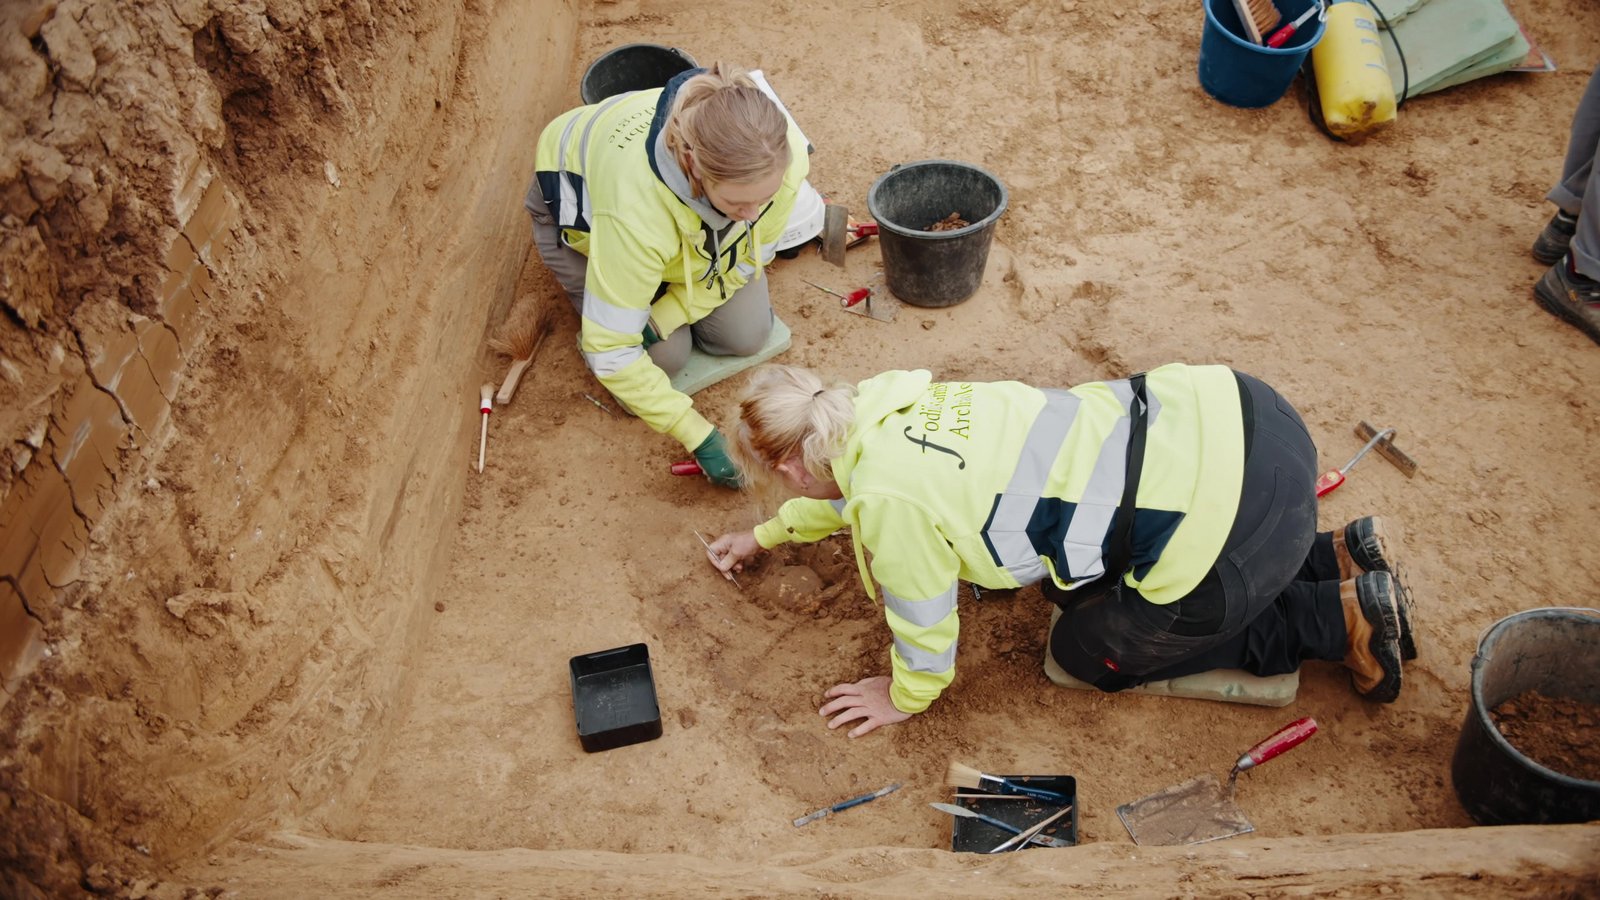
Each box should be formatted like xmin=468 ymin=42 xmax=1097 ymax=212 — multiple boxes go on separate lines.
xmin=524 ymin=184 xmax=773 ymax=375
xmin=1547 ymin=67 xmax=1600 ymax=279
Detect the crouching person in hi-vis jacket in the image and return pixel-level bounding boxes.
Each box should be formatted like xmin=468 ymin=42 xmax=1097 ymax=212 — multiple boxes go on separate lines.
xmin=524 ymin=63 xmax=809 ymax=487
xmin=707 ymin=364 xmax=1418 ymax=736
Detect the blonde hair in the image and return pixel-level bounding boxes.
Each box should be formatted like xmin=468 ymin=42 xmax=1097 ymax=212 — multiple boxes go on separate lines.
xmin=663 ymin=63 xmax=791 ymax=191
xmin=730 ymin=365 xmax=857 ymax=501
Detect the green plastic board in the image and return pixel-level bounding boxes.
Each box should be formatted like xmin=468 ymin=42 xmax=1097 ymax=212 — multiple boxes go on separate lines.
xmin=1415 ymin=29 xmax=1530 ymax=94
xmin=667 ymin=315 xmax=791 ymax=397
xmin=1379 ymin=0 xmax=1522 ymax=95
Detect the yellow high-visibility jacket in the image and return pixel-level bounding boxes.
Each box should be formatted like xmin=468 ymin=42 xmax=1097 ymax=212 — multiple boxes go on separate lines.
xmin=532 ymin=72 xmax=809 ymax=451
xmin=754 ymin=364 xmax=1244 ymax=714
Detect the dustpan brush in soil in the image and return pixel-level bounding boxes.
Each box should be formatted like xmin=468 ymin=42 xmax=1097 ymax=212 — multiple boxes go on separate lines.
xmin=488 ymin=301 xmax=554 ymax=406
xmin=1230 ymin=0 xmax=1281 ymax=44
xmin=945 ymin=762 xmax=1070 ymax=804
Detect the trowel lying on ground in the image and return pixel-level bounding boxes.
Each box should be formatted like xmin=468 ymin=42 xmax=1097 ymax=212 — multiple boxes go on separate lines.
xmin=1117 ymin=717 xmax=1318 ymax=846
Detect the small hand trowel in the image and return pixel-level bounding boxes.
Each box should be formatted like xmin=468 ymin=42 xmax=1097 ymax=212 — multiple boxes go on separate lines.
xmin=1116 ymin=716 xmax=1318 ymax=846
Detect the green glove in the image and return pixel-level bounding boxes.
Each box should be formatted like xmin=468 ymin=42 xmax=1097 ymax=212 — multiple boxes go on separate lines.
xmin=692 ymin=429 xmax=743 ymax=489
xmin=642 ymin=320 xmax=662 ymax=348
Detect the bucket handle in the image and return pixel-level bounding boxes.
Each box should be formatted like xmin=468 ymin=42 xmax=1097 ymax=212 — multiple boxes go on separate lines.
xmin=1474 ymin=606 xmax=1600 ymax=663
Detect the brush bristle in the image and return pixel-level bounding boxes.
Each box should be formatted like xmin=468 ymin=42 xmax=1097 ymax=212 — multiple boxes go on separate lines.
xmin=945 ymin=761 xmax=986 ymax=790
xmin=1254 ymin=0 xmax=1280 ymax=29
xmin=488 ymin=299 xmax=554 ymax=360
xmin=1253 ymin=0 xmax=1282 ymax=30
xmin=1230 ymin=0 xmax=1280 ymax=41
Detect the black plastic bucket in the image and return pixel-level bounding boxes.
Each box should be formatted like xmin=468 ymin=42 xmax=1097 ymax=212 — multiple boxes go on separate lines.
xmin=1450 ymin=608 xmax=1600 ymax=825
xmin=866 ymin=160 xmax=1008 ymax=308
xmin=580 ymin=44 xmax=698 ymax=105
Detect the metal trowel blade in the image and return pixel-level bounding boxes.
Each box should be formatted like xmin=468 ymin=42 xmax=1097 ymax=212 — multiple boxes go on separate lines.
xmin=1115 ymin=773 xmax=1254 ymax=847
xmin=821 ymin=204 xmax=849 ymax=266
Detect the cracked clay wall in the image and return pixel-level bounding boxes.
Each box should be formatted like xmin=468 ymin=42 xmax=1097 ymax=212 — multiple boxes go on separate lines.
xmin=0 ymin=1 xmax=577 ymax=893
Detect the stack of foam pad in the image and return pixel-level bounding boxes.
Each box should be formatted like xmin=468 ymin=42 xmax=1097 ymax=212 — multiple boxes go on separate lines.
xmin=1375 ymin=0 xmax=1534 ymax=97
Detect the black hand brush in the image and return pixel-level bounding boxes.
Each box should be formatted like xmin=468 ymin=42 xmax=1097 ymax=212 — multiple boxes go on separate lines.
xmin=946 ymin=761 xmax=1070 ymax=804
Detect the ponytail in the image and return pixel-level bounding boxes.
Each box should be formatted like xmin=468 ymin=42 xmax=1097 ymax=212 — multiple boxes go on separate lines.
xmin=730 ymin=365 xmax=856 ymax=500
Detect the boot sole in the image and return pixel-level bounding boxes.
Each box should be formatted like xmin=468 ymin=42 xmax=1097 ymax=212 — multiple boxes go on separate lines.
xmin=1533 ymin=270 xmax=1600 ymax=346
xmin=1354 ymin=573 xmax=1403 ymax=704
xmin=1344 ymin=518 xmax=1417 ymax=661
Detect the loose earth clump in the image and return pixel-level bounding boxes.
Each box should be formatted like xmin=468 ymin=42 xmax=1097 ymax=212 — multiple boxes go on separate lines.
xmin=926 ymin=212 xmax=970 ymax=231
xmin=1491 ymin=690 xmax=1600 ymax=782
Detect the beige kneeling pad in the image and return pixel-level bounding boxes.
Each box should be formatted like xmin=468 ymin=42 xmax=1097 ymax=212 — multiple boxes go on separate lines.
xmin=668 ymin=316 xmax=791 ymax=397
xmin=1042 ymin=607 xmax=1299 ymax=707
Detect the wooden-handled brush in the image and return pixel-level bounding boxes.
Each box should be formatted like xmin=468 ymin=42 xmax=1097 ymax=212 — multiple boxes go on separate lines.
xmin=1231 ymin=0 xmax=1282 ymax=44
xmin=487 ymin=299 xmax=555 ymax=407
xmin=946 ymin=762 xmax=1070 ymax=804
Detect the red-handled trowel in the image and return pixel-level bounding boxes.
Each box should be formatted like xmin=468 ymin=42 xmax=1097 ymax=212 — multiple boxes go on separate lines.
xmin=1116 ymin=717 xmax=1318 ymax=846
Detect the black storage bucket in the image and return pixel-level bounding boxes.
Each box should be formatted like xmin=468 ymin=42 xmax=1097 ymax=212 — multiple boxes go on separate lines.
xmin=866 ymin=160 xmax=1008 ymax=308
xmin=580 ymin=44 xmax=698 ymax=105
xmin=1450 ymin=608 xmax=1600 ymax=825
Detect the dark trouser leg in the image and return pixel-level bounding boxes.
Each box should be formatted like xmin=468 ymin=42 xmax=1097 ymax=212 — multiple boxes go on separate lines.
xmin=647 ymin=276 xmax=772 ymax=375
xmin=1048 ymin=371 xmax=1341 ymax=689
xmin=648 ymin=327 xmax=693 ymax=375
xmin=691 ymin=274 xmax=773 ymax=357
xmin=524 ymin=180 xmax=587 ymax=312
xmin=1550 ymin=68 xmax=1600 ymax=278
xmin=1132 ymin=580 xmax=1346 ymax=680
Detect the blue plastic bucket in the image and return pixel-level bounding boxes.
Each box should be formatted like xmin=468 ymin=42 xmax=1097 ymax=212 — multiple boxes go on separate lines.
xmin=1198 ymin=0 xmax=1326 ymax=108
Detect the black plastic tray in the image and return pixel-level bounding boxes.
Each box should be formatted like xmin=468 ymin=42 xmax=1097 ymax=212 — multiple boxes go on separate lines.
xmin=949 ymin=775 xmax=1077 ymax=852
xmin=569 ymin=643 xmax=662 ymax=753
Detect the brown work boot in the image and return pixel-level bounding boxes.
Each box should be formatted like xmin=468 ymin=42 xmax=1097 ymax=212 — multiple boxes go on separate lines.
xmin=1341 ymin=572 xmax=1402 ymax=703
xmin=1335 ymin=516 xmax=1417 ymax=661
xmin=1334 ymin=515 xmax=1392 ymax=579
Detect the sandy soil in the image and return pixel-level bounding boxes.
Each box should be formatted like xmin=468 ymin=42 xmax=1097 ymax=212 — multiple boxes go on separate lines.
xmin=3 ymin=0 xmax=1600 ymax=896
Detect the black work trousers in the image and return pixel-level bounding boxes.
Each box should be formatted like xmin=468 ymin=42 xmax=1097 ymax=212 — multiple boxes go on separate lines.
xmin=1046 ymin=372 xmax=1348 ymax=691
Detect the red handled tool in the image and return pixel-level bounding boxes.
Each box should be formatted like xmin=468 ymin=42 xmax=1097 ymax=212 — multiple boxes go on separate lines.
xmin=1265 ymin=5 xmax=1318 ymax=47
xmin=840 ymin=287 xmax=872 ymax=308
xmin=1315 ymin=426 xmax=1396 ymax=497
xmin=670 ymin=460 xmax=703 ymax=476
xmin=801 ymin=279 xmax=872 ymax=307
xmin=1230 ymin=716 xmax=1318 ymax=777
xmin=1117 ymin=716 xmax=1319 ymax=845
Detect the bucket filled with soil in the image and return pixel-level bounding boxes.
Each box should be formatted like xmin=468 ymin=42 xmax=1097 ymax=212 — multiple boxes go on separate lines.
xmin=1450 ymin=607 xmax=1600 ymax=825
xmin=866 ymin=160 xmax=1008 ymax=308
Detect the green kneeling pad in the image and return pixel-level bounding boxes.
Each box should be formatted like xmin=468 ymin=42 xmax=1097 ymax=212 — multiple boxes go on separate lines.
xmin=668 ymin=315 xmax=791 ymax=397
xmin=1042 ymin=607 xmax=1299 ymax=707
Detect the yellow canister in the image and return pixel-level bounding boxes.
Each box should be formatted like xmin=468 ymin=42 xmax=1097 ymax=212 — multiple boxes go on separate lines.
xmin=1311 ymin=0 xmax=1397 ymax=140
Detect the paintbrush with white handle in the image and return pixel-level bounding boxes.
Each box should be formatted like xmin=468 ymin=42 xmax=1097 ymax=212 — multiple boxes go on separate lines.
xmin=476 ymin=383 xmax=492 ymax=473
xmin=946 ymin=762 xmax=1070 ymax=804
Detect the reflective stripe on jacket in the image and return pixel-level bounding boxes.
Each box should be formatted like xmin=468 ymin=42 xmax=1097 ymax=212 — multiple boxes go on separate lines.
xmin=531 ymin=70 xmax=809 ymax=449
xmin=753 ymin=364 xmax=1244 ymax=713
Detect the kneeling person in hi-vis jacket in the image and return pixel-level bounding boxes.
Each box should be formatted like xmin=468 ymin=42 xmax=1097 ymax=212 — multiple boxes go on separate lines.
xmin=707 ymin=364 xmax=1417 ymax=736
xmin=524 ymin=63 xmax=809 ymax=488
